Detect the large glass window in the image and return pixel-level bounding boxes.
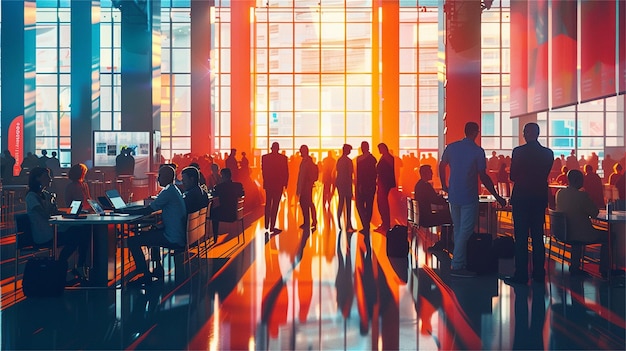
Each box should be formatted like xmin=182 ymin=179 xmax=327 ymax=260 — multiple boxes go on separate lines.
xmin=100 ymin=6 xmax=121 ymax=132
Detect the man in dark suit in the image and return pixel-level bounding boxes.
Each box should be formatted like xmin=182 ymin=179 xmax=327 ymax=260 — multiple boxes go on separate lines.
xmin=375 ymin=143 xmax=395 ymax=233
xmin=210 ymin=167 xmax=244 ymax=241
xmin=262 ymin=142 xmax=289 ymax=234
xmin=355 ymin=141 xmax=377 ymax=233
xmin=181 ymin=166 xmax=210 ymax=214
xmin=297 ymin=145 xmax=319 ymax=230
xmin=507 ymin=122 xmax=554 ymax=285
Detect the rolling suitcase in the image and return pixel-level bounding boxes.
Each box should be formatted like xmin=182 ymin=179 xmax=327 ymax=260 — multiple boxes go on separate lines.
xmin=386 ymin=225 xmax=409 ymax=258
xmin=466 ymin=233 xmax=497 ymax=274
xmin=22 ymin=257 xmax=67 ymax=297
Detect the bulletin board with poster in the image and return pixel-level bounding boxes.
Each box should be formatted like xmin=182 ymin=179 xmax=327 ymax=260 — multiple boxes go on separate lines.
xmin=93 ymin=131 xmax=151 ymax=178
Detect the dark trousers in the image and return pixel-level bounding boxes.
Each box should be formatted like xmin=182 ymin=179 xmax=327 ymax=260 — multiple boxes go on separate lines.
xmin=356 ymin=191 xmax=375 ymax=231
xmin=127 ymin=228 xmax=174 ymax=276
xmin=264 ymin=188 xmax=282 ymax=230
xmin=512 ymin=198 xmax=547 ymax=280
xmin=58 ymin=226 xmax=90 ymax=266
xmin=376 ymin=186 xmax=392 ymax=229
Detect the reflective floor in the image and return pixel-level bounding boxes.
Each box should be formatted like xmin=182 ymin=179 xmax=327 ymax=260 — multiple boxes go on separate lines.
xmin=1 ymin=192 xmax=625 ymax=350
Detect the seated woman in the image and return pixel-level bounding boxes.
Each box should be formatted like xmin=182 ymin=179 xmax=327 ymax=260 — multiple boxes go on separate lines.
xmin=210 ymin=167 xmax=244 ymax=241
xmin=26 ymin=167 xmax=89 ymax=279
xmin=64 ymin=163 xmax=91 ymax=209
xmin=414 ymin=165 xmax=453 ymax=252
xmin=555 ymin=166 xmax=569 ymax=185
xmin=555 ymin=169 xmax=609 ymax=277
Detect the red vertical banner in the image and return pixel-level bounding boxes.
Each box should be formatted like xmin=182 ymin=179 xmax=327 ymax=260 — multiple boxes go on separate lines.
xmin=527 ymin=0 xmax=549 ymax=113
xmin=618 ymin=0 xmax=626 ymax=93
xmin=581 ymin=0 xmax=617 ymax=101
xmin=551 ymin=0 xmax=578 ymax=108
xmin=8 ymin=115 xmax=24 ymax=176
xmin=510 ymin=0 xmax=528 ymax=117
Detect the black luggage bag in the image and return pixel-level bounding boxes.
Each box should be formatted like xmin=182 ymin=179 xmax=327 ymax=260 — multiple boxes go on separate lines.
xmin=386 ymin=225 xmax=409 ymax=258
xmin=466 ymin=233 xmax=497 ymax=274
xmin=492 ymin=235 xmax=515 ymax=259
xmin=22 ymin=257 xmax=67 ymax=297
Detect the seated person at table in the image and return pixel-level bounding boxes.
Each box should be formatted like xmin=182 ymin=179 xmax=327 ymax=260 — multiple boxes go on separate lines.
xmin=210 ymin=167 xmax=244 ymax=241
xmin=414 ymin=165 xmax=453 ymax=251
xmin=555 ymin=166 xmax=569 ymax=185
xmin=582 ymin=164 xmax=605 ymax=209
xmin=64 ymin=163 xmax=91 ymax=209
xmin=608 ymin=162 xmax=623 ymax=186
xmin=126 ymin=165 xmax=186 ymax=285
xmin=26 ymin=167 xmax=89 ymax=278
xmin=555 ymin=169 xmax=609 ymax=277
xmin=181 ymin=166 xmax=210 ymax=214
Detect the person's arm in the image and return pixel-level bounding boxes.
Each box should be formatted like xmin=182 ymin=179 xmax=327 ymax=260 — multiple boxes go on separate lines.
xmin=438 ymin=159 xmax=448 ymax=193
xmin=509 ymin=148 xmax=518 ymax=183
xmin=479 ymin=170 xmax=506 ymax=207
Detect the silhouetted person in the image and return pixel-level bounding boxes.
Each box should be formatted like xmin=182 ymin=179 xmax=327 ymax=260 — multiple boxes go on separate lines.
xmin=583 ymin=164 xmax=605 ymax=208
xmin=262 ymin=142 xmax=289 ymax=234
xmin=555 ymin=166 xmax=569 ymax=185
xmin=506 ymin=122 xmax=553 ymax=285
xmin=181 ymin=166 xmax=210 ymax=214
xmin=0 ymin=150 xmax=16 ymax=180
xmin=321 ymin=150 xmax=336 ymax=210
xmin=565 ymin=149 xmax=578 ymax=171
xmin=21 ymin=152 xmax=39 ymax=173
xmin=38 ymin=149 xmax=50 ymax=168
xmin=239 ymin=151 xmax=250 ymax=179
xmin=46 ymin=151 xmax=61 ymax=177
xmin=355 ymin=141 xmax=377 ymax=233
xmin=440 ymin=122 xmax=506 ymax=278
xmin=588 ymin=152 xmax=599 ymax=170
xmin=556 ymin=170 xmax=609 ymax=277
xmin=335 ymin=144 xmax=355 ymax=232
xmin=608 ymin=162 xmax=623 ymax=186
xmin=115 ymin=147 xmax=135 ymax=176
xmin=297 ymin=145 xmax=318 ymax=230
xmin=488 ymin=150 xmax=500 ymax=172
xmin=64 ymin=163 xmax=91 ymax=209
xmin=207 ymin=163 xmax=222 ymax=189
xmin=601 ymin=154 xmax=614 ymax=182
xmin=210 ymin=167 xmax=245 ymax=241
xmin=225 ymin=148 xmax=239 ymax=182
xmin=414 ymin=164 xmax=452 ymax=251
xmin=375 ymin=143 xmax=395 ymax=233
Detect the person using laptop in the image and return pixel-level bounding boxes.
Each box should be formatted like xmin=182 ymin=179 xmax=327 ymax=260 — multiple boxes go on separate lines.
xmin=126 ymin=165 xmax=186 ymax=286
xmin=25 ymin=167 xmax=89 ymax=279
xmin=181 ymin=166 xmax=210 ymax=214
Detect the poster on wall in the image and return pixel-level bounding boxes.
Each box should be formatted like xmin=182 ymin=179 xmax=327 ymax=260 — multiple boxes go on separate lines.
xmin=527 ymin=0 xmax=549 ymax=113
xmin=581 ymin=0 xmax=616 ymax=101
xmin=8 ymin=116 xmax=24 ymax=176
xmin=93 ymin=131 xmax=150 ymax=177
xmin=510 ymin=0 xmax=528 ymax=117
xmin=551 ymin=0 xmax=577 ymax=109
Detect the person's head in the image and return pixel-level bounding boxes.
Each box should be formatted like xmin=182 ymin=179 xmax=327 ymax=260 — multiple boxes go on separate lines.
xmin=28 ymin=167 xmax=51 ymax=193
xmin=242 ymin=151 xmax=247 ymax=157
xmin=299 ymin=145 xmax=309 ymax=157
xmin=377 ymin=143 xmax=389 ymax=155
xmin=342 ymin=144 xmax=352 ymax=156
xmin=220 ymin=167 xmax=233 ymax=181
xmin=41 ymin=149 xmax=47 ymax=156
xmin=181 ymin=166 xmax=200 ymax=191
xmin=271 ymin=142 xmax=280 ymax=153
xmin=613 ymin=163 xmax=623 ymax=174
xmin=230 ymin=148 xmax=237 ymax=157
xmin=211 ymin=163 xmax=219 ymax=174
xmin=567 ymin=169 xmax=584 ymax=189
xmin=68 ymin=163 xmax=88 ymax=182
xmin=561 ymin=166 xmax=568 ymax=174
xmin=360 ymin=141 xmax=370 ymax=154
xmin=522 ymin=122 xmax=540 ymax=143
xmin=189 ymin=162 xmax=200 ymax=171
xmin=583 ymin=164 xmax=593 ymax=174
xmin=571 ymin=149 xmax=575 ymax=156
xmin=464 ymin=122 xmax=480 ymax=140
xmin=120 ymin=147 xmax=126 ymax=155
xmin=157 ymin=165 xmax=176 ymax=187
xmin=51 ymin=151 xmax=57 ymax=157
xmin=492 ymin=151 xmax=497 ymax=156
xmin=419 ymin=165 xmax=433 ymax=181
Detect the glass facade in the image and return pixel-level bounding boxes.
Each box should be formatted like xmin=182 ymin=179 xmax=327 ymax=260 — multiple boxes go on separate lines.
xmin=0 ymin=0 xmax=622 ymax=169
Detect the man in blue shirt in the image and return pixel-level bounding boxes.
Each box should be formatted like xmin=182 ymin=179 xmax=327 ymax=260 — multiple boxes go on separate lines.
xmin=127 ymin=165 xmax=187 ymax=286
xmin=439 ymin=122 xmax=506 ymax=277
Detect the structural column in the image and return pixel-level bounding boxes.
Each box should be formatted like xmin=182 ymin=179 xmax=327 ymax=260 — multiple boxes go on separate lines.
xmin=191 ymin=0 xmax=213 ymax=156
xmin=444 ymin=0 xmax=481 ymax=144
xmin=119 ymin=0 xmax=161 ymax=134
xmin=1 ymin=0 xmax=36 ymax=169
xmin=379 ymin=0 xmax=400 ymax=153
xmin=230 ymin=0 xmax=252 ymax=155
xmin=71 ymin=0 xmax=100 ymax=165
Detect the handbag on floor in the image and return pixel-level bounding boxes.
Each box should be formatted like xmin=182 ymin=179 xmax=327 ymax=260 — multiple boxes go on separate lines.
xmin=22 ymin=257 xmax=67 ymax=297
xmin=386 ymin=225 xmax=409 ymax=258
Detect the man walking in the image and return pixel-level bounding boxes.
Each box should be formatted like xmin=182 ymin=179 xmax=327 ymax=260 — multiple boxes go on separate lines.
xmin=355 ymin=141 xmax=377 ymax=233
xmin=439 ymin=122 xmax=506 ymax=277
xmin=262 ymin=142 xmax=289 ymax=234
xmin=506 ymin=122 xmax=554 ymax=285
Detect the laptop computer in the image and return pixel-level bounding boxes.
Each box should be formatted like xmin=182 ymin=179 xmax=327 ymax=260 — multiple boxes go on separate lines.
xmin=88 ymin=198 xmax=127 ymax=216
xmin=105 ymin=189 xmax=145 ymax=212
xmin=98 ymin=196 xmax=114 ymax=210
xmin=62 ymin=200 xmax=87 ymax=219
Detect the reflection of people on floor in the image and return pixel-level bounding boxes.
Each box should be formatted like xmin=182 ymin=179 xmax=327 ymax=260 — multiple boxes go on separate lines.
xmin=355 ymin=141 xmax=377 ymax=233
xmin=354 ymin=235 xmax=378 ymax=335
xmin=335 ymin=231 xmax=354 ymax=319
xmin=297 ymin=234 xmax=314 ymax=323
xmin=512 ymin=284 xmax=545 ymax=350
xmin=260 ymin=236 xmax=288 ymax=341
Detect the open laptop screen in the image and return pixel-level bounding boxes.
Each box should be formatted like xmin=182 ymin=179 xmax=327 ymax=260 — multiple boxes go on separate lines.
xmin=69 ymin=200 xmax=82 ymax=215
xmin=105 ymin=189 xmax=127 ymax=209
xmin=88 ymin=198 xmax=105 ymax=215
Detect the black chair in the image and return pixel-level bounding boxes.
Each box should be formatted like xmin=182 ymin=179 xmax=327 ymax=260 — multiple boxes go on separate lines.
xmin=548 ymin=209 xmax=599 ymax=276
xmin=210 ymin=195 xmax=245 ymax=245
xmin=14 ymin=213 xmax=53 ymax=292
